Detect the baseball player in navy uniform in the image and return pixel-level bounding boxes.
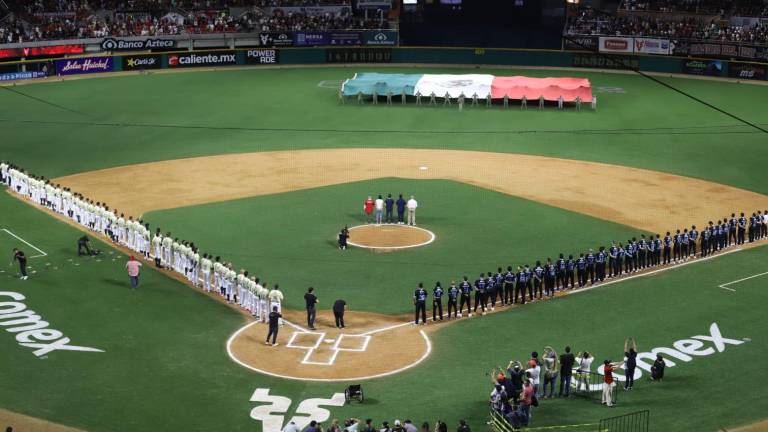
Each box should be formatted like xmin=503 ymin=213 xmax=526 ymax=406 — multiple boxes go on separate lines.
xmin=701 ymin=223 xmax=711 ymax=257
xmin=689 ymin=226 xmax=699 ymax=257
xmin=503 ymin=266 xmax=515 ymax=305
xmin=414 ymin=283 xmax=428 ymax=325
xmin=565 ymin=255 xmax=575 ymax=289
xmin=624 ymin=240 xmax=635 ymax=272
xmin=493 ymin=268 xmax=504 ymax=308
xmin=474 ymin=273 xmax=487 ymax=315
xmin=556 ymin=254 xmax=567 ymax=289
xmin=749 ymin=213 xmax=758 ymax=243
xmin=616 ymin=243 xmax=625 ymax=275
xmin=645 ymin=237 xmax=655 ymax=267
xmin=586 ymin=249 xmax=596 ymax=284
xmin=681 ymin=229 xmax=690 ymax=259
xmin=608 ymin=244 xmax=618 ymax=278
xmin=576 ymin=254 xmax=586 ymax=287
xmin=637 ymin=236 xmax=647 ymax=269
xmin=596 ymin=247 xmax=607 ymax=282
xmin=433 ymin=282 xmax=444 ymax=321
xmin=663 ymin=233 xmax=672 ymax=264
xmin=447 ymin=281 xmax=459 ymax=319
xmin=544 ymin=258 xmax=556 ymax=297
xmin=729 ymin=213 xmax=738 ymax=246
xmin=486 ymin=270 xmax=498 ymax=310
xmin=654 ymin=234 xmax=662 ymax=266
xmin=515 ymin=266 xmax=528 ymax=304
xmin=672 ymin=230 xmax=682 ymax=262
xmin=459 ymin=276 xmax=473 ymax=317
xmin=533 ymin=261 xmax=544 ymax=299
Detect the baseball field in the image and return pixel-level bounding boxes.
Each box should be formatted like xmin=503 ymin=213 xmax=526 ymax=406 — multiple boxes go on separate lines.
xmin=1 ymin=65 xmax=767 ymax=432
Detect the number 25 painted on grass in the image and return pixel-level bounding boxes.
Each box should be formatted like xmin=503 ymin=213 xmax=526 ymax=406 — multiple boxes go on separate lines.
xmin=250 ymin=388 xmax=346 ymax=432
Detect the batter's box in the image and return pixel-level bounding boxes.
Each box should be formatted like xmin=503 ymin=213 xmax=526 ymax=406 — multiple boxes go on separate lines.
xmin=287 ymin=331 xmax=325 ymax=350
xmin=334 ymin=334 xmax=371 ymax=352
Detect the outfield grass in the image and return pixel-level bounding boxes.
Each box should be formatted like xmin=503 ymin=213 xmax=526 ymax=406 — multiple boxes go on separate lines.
xmin=0 ymin=67 xmax=766 ymax=193
xmin=2 ymin=189 xmax=767 ymax=432
xmin=144 ymin=178 xmax=646 ymax=314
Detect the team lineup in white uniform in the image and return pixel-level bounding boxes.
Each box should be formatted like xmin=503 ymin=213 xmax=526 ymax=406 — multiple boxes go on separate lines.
xmin=1 ymin=162 xmax=285 ymax=325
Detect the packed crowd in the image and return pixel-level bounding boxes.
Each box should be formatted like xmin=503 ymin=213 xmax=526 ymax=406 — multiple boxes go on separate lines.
xmin=282 ymin=418 xmax=471 ymax=432
xmin=0 ymin=0 xmax=382 ymax=43
xmin=565 ymin=6 xmax=768 ymax=44
xmin=1 ymin=161 xmax=288 ymax=327
xmin=488 ymin=340 xmax=667 ymax=428
xmin=619 ymin=0 xmax=767 ymax=16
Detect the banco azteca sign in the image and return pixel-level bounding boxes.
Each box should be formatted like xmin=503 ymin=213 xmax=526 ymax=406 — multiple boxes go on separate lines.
xmin=101 ymin=37 xmax=175 ymax=51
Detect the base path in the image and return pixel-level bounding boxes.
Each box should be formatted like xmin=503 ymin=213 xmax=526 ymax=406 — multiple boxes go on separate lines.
xmin=346 ymin=224 xmax=436 ymax=250
xmin=54 ymin=148 xmax=768 ymax=234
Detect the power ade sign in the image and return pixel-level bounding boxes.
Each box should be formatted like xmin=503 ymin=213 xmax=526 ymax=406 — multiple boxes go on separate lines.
xmin=0 ymin=291 xmax=104 ymax=357
xmin=55 ymin=57 xmax=113 ymax=75
xmin=122 ymin=54 xmax=162 ymax=70
xmin=168 ymin=52 xmax=237 ymax=68
xmin=245 ymin=49 xmax=279 ymax=65
xmin=728 ymin=62 xmax=767 ymax=80
xmin=101 ymin=37 xmax=175 ymax=51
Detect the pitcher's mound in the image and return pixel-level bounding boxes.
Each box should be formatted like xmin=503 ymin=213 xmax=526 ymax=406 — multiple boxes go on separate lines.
xmin=347 ymin=224 xmax=435 ymax=250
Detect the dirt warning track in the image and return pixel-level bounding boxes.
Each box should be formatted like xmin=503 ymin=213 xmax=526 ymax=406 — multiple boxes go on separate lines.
xmin=55 ymin=148 xmax=768 ymax=234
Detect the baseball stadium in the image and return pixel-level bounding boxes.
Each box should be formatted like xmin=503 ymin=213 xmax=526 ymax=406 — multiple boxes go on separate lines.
xmin=1 ymin=1 xmax=767 ymax=431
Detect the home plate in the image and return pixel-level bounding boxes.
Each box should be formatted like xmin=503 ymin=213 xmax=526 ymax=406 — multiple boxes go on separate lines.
xmin=324 ymin=339 xmax=335 ymax=344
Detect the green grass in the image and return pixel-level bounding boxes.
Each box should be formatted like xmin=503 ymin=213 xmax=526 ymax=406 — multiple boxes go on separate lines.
xmin=144 ymin=178 xmax=645 ymax=314
xmin=0 ymin=67 xmax=766 ymax=193
xmin=2 ymin=190 xmax=767 ymax=432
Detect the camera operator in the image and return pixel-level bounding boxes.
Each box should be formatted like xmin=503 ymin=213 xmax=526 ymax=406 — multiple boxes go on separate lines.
xmin=78 ymin=235 xmax=93 ymax=256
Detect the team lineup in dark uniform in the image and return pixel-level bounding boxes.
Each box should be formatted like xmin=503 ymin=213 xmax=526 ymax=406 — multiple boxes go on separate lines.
xmin=412 ymin=210 xmax=768 ymax=324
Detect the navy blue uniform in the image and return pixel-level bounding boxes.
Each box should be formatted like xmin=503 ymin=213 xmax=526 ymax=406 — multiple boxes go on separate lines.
xmin=503 ymin=270 xmax=515 ymax=305
xmin=556 ymin=258 xmax=566 ymax=289
xmin=576 ymin=256 xmax=587 ymax=287
xmin=533 ymin=265 xmax=544 ymax=299
xmin=586 ymin=252 xmax=596 ymax=284
xmin=459 ymin=280 xmax=472 ymax=315
xmin=447 ymin=284 xmax=459 ymax=318
xmin=396 ymin=196 xmax=406 ymax=224
xmin=414 ymin=287 xmax=428 ymax=324
xmin=385 ymin=196 xmax=395 ymax=223
xmin=515 ymin=270 xmax=528 ymax=304
xmin=596 ymin=249 xmax=607 ymax=281
xmin=663 ymin=235 xmax=672 ymax=264
xmin=565 ymin=258 xmax=575 ymax=289
xmin=608 ymin=246 xmax=618 ymax=277
xmin=473 ymin=278 xmax=487 ymax=313
xmin=432 ymin=285 xmax=444 ymax=321
xmin=544 ymin=263 xmax=556 ymax=296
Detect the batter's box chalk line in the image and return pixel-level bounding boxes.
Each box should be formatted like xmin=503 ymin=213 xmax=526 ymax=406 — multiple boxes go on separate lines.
xmin=287 ymin=331 xmax=371 ymax=366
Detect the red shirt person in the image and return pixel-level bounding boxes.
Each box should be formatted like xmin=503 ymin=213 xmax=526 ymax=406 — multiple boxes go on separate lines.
xmin=601 ymin=360 xmax=623 ymax=407
xmin=363 ymin=196 xmax=374 ymax=222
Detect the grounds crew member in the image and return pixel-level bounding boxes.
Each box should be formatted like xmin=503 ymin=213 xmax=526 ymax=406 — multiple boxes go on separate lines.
xmin=265 ymin=306 xmax=282 ymax=346
xmin=413 ymin=283 xmax=428 ymax=324
xmin=432 ymin=281 xmax=444 ymax=321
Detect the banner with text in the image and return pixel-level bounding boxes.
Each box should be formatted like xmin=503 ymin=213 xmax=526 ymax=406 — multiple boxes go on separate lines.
xmin=572 ymin=53 xmax=638 ymax=70
xmin=121 ymin=54 xmax=162 ymax=71
xmin=728 ymin=62 xmax=767 ymax=80
xmin=672 ymin=40 xmax=768 ymax=62
xmin=563 ymin=36 xmax=598 ymax=51
xmin=55 ymin=57 xmax=113 ymax=75
xmin=0 ymin=71 xmax=47 ymax=81
xmin=682 ymin=59 xmax=723 ymax=76
xmin=633 ymin=37 xmax=671 ymax=55
xmin=0 ymin=44 xmax=83 ymax=59
xmin=167 ymin=51 xmax=237 ymax=68
xmin=295 ymin=31 xmax=330 ymax=46
xmin=244 ymin=49 xmax=279 ymax=65
xmin=258 ymin=32 xmax=294 ymax=47
xmin=326 ymin=48 xmax=392 ymax=63
xmin=599 ymin=37 xmax=634 ymax=53
xmin=362 ymin=31 xmax=398 ymax=46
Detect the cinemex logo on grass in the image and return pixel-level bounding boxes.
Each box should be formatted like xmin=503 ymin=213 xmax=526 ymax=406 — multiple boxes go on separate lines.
xmin=0 ymin=291 xmax=103 ymax=357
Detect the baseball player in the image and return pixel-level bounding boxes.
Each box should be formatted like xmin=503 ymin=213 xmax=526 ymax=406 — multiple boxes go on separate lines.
xmin=190 ymin=246 xmax=200 ymax=286
xmin=556 ymin=254 xmax=567 ymax=288
xmin=503 ymin=265 xmax=516 ymax=305
xmin=473 ymin=273 xmax=487 ymax=315
xmin=200 ymin=254 xmax=212 ymax=291
xmin=152 ymin=230 xmax=163 ymax=267
xmin=586 ymin=249 xmax=596 ymax=284
xmin=432 ymin=282 xmax=444 ymax=321
xmin=268 ymin=284 xmax=284 ymax=325
xmin=225 ymin=264 xmax=236 ymax=302
xmin=162 ymin=233 xmax=173 ymax=267
xmin=533 ymin=261 xmax=544 ymax=299
xmin=257 ymin=279 xmax=268 ymax=322
xmin=237 ymin=270 xmax=247 ymax=306
xmin=596 ymin=248 xmax=606 ymax=282
xmin=514 ymin=266 xmax=527 ymax=304
xmin=413 ymin=283 xmax=428 ymax=325
xmin=458 ymin=276 xmax=472 ymax=317
xmin=544 ymin=258 xmax=556 ymax=297
xmin=447 ymin=281 xmax=458 ymax=319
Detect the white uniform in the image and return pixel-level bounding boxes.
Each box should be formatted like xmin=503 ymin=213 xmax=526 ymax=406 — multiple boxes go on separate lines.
xmin=268 ymin=288 xmax=284 ymax=325
xmin=161 ymin=236 xmax=173 ymax=266
xmin=191 ymin=251 xmax=200 ymax=285
xmin=200 ymin=257 xmax=212 ymax=291
xmin=226 ymin=268 xmax=236 ymax=301
xmin=152 ymin=234 xmax=163 ymax=261
xmin=236 ymin=272 xmax=246 ymax=305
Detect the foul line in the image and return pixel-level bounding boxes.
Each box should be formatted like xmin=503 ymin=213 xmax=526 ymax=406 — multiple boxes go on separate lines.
xmin=1 ymin=228 xmax=48 ymax=258
xmin=719 ymin=270 xmax=768 ymax=292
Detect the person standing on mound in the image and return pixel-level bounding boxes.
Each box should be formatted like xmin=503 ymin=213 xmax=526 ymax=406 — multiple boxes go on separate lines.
xmin=407 ymin=195 xmax=418 ymax=226
xmin=266 ymin=306 xmax=281 ymax=346
xmin=385 ymin=194 xmax=395 ymax=223
xmin=363 ymin=196 xmax=374 ymax=224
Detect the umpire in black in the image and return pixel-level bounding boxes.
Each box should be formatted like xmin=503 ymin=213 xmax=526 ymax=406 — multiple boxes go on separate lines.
xmin=414 ymin=283 xmax=428 ymax=325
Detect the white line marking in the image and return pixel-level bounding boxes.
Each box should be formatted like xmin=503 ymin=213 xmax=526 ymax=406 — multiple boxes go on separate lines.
xmin=718 ymin=270 xmax=768 ymax=292
xmin=1 ymin=228 xmax=48 ymax=258
xmin=346 ymin=224 xmax=436 ymax=250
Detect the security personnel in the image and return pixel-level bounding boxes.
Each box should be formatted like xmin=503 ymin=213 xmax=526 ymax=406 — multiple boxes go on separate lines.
xmin=544 ymin=258 xmax=556 ymax=297
xmin=447 ymin=281 xmax=459 ymax=319
xmin=432 ymin=282 xmax=444 ymax=321
xmin=596 ymin=247 xmax=607 ymax=282
xmin=503 ymin=266 xmax=516 ymax=305
xmin=413 ymin=283 xmax=428 ymax=325
xmin=533 ymin=261 xmax=544 ymax=299
xmin=515 ymin=266 xmax=528 ymax=304
xmin=663 ymin=232 xmax=672 ymax=264
xmin=473 ymin=273 xmax=487 ymax=315
xmin=689 ymin=225 xmax=699 ymax=257
xmin=565 ymin=255 xmax=576 ymax=289
xmin=459 ymin=276 xmax=473 ymax=317
xmin=585 ymin=249 xmax=595 ymax=284
xmin=576 ymin=253 xmax=586 ymax=287
xmin=556 ymin=254 xmax=567 ymax=289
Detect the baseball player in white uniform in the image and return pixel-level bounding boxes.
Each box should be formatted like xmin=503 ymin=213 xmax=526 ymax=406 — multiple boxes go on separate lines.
xmin=152 ymin=230 xmax=163 ymax=267
xmin=200 ymin=254 xmax=212 ymax=291
xmin=268 ymin=284 xmax=284 ymax=325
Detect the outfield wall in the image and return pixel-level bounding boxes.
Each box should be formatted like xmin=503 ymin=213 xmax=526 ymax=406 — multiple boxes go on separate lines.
xmin=1 ymin=46 xmax=766 ymax=82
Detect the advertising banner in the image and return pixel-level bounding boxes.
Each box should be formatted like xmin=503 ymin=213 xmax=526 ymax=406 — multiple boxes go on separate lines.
xmin=329 ymin=32 xmax=362 ymax=45
xmin=0 ymin=44 xmax=84 ymax=59
xmin=244 ymin=49 xmax=279 ymax=65
xmin=572 ymin=53 xmax=638 ymax=70
xmin=167 ymin=51 xmax=237 ymax=68
xmin=357 ymin=0 xmax=392 ymax=9
xmin=362 ymin=30 xmax=398 ymax=46
xmin=121 ymin=54 xmax=162 ymax=70
xmin=258 ymin=32 xmax=294 ymax=47
xmin=295 ymin=31 xmax=330 ymax=46
xmin=0 ymin=71 xmax=47 ymax=81
xmin=101 ymin=37 xmax=176 ymax=51
xmin=326 ymin=48 xmax=392 ymax=63
xmin=682 ymin=59 xmax=723 ymax=76
xmin=728 ymin=62 xmax=767 ymax=80
xmin=563 ymin=36 xmax=598 ymax=51
xmin=264 ymin=6 xmax=350 ymax=15
xmin=633 ymin=37 xmax=671 ymax=55
xmin=598 ymin=37 xmax=633 ymax=53
xmin=55 ymin=57 xmax=113 ymax=75
xmin=673 ymin=40 xmax=768 ymax=62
